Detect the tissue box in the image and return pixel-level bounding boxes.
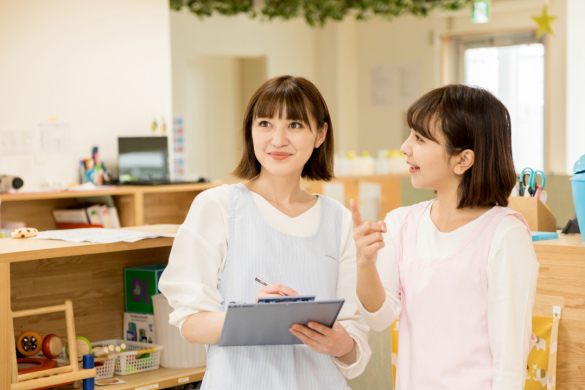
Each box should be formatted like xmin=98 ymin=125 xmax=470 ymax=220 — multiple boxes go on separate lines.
xmin=124 ymin=312 xmax=156 ymax=344
xmin=124 ymin=264 xmax=166 ymax=314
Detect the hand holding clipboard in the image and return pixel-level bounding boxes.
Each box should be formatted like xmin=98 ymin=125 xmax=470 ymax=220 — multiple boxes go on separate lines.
xmin=218 ymin=277 xmax=346 ymax=350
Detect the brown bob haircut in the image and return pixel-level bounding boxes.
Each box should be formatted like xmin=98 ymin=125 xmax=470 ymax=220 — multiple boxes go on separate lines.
xmin=232 ymin=75 xmax=334 ymax=181
xmin=407 ymin=84 xmax=517 ymax=208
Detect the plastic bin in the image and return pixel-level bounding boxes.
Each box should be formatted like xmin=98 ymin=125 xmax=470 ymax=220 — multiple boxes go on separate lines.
xmin=571 ymin=154 xmax=585 ymax=241
xmin=93 ymin=339 xmax=163 ymax=376
xmin=152 ymin=293 xmax=207 ymax=369
xmin=57 ymin=347 xmax=117 ymax=380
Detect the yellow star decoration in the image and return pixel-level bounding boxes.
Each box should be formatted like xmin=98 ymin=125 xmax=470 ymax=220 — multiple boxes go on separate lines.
xmin=532 ymin=5 xmax=557 ymax=39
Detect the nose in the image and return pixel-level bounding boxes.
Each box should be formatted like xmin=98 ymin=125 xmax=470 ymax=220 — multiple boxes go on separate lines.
xmin=400 ymin=134 xmax=412 ymax=156
xmin=271 ymin=125 xmax=289 ymax=147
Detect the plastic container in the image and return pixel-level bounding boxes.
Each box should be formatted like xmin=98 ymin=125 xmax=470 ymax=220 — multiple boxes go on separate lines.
xmin=571 ymin=154 xmax=585 ymax=241
xmin=93 ymin=339 xmax=163 ymax=375
xmin=57 ymin=347 xmax=117 ymax=380
xmin=152 ymin=293 xmax=207 ymax=369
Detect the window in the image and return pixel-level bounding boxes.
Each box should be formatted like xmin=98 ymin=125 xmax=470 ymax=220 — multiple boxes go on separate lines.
xmin=448 ymin=31 xmax=545 ymax=172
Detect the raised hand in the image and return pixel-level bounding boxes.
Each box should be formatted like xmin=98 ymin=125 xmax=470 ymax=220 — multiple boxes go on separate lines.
xmin=350 ymin=199 xmax=387 ymax=264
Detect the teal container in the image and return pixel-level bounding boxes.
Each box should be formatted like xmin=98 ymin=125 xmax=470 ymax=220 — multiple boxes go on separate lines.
xmin=571 ymin=154 xmax=585 ymax=241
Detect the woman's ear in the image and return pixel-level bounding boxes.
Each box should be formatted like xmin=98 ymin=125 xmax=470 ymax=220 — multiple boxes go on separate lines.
xmin=452 ymin=149 xmax=475 ymax=176
xmin=315 ymin=122 xmax=328 ymax=149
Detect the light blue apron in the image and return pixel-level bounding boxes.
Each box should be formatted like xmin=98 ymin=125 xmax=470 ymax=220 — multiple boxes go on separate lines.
xmin=201 ymin=183 xmax=350 ymax=390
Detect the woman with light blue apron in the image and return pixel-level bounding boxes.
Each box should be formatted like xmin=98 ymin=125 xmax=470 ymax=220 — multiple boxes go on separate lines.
xmin=159 ymin=76 xmax=371 ymax=389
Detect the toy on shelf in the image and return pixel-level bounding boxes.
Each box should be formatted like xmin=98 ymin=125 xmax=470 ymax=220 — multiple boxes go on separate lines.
xmin=10 ymin=300 xmax=96 ymax=390
xmin=66 ymin=336 xmax=92 ymax=362
xmin=11 ymin=228 xmax=38 ymax=239
xmin=16 ymin=332 xmax=67 ymax=388
xmin=16 ymin=331 xmax=43 ymax=357
xmin=41 ymin=334 xmax=62 ymax=360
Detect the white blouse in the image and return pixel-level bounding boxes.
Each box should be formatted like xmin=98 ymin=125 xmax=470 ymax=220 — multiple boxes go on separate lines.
xmin=357 ymin=204 xmax=539 ymax=389
xmin=160 ymin=185 xmax=371 ymax=379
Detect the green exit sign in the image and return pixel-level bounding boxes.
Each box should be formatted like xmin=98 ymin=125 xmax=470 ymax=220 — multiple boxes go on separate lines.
xmin=472 ymin=0 xmax=490 ymax=24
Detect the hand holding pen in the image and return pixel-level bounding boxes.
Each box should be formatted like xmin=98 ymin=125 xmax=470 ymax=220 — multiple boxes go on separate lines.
xmin=254 ymin=277 xmax=298 ymax=301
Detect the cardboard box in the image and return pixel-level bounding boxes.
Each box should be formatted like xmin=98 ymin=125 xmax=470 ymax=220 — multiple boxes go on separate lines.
xmin=124 ymin=264 xmax=166 ymax=314
xmin=508 ymin=196 xmax=557 ymax=232
xmin=124 ymin=312 xmax=156 ymax=344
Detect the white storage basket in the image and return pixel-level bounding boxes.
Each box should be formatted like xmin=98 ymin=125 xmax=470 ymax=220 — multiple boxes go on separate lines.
xmin=57 ymin=347 xmax=117 ymax=380
xmin=93 ymin=339 xmax=163 ymax=376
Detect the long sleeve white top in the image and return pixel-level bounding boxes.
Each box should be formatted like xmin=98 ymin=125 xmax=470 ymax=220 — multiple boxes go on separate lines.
xmin=357 ymin=205 xmax=539 ymax=390
xmin=159 ymin=185 xmax=371 ymax=379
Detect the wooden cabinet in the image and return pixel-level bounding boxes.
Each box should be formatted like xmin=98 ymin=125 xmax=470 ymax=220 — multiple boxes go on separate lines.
xmin=532 ymin=234 xmax=585 ymax=389
xmin=1 ymin=225 xmax=205 ymax=389
xmin=0 ymin=183 xmax=218 ymax=230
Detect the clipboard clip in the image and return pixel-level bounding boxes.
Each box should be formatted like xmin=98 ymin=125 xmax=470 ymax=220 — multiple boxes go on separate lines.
xmin=258 ymin=295 xmax=316 ymax=304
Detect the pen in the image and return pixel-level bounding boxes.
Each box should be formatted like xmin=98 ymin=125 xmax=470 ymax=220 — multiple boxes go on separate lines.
xmin=255 ymin=277 xmax=287 ymax=296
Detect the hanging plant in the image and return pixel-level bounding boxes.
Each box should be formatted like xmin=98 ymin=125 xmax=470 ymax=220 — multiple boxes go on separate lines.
xmin=170 ymin=0 xmax=473 ymax=26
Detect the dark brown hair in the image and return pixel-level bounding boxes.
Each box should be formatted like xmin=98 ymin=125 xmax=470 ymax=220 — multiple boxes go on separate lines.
xmin=232 ymin=75 xmax=334 ymax=181
xmin=406 ymin=84 xmax=517 ymax=208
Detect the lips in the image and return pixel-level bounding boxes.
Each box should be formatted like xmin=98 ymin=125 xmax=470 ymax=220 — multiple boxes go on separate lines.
xmin=407 ymin=161 xmax=420 ymax=173
xmin=268 ymin=152 xmax=292 ymax=160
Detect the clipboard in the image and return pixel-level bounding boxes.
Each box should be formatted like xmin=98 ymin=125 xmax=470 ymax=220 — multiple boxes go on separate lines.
xmin=218 ymin=296 xmax=345 ymax=346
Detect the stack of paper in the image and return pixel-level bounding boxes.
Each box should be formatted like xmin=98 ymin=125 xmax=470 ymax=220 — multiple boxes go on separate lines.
xmin=32 ymin=228 xmax=175 ymax=244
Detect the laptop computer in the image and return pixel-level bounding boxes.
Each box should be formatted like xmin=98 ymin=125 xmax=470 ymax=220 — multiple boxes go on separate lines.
xmin=117 ymin=136 xmax=198 ymax=185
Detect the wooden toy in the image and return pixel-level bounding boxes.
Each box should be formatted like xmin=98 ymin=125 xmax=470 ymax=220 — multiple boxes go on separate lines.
xmin=41 ymin=334 xmax=62 ymax=360
xmin=10 ymin=300 xmax=96 ymax=390
xmin=16 ymin=330 xmax=43 ymax=357
xmin=17 ymin=358 xmax=58 ymax=374
xmin=11 ymin=227 xmax=38 ymax=239
xmin=66 ymin=336 xmax=92 ymax=361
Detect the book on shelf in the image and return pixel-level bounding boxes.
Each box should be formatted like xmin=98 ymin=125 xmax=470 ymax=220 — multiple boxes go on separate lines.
xmin=52 ymin=204 xmax=121 ymax=229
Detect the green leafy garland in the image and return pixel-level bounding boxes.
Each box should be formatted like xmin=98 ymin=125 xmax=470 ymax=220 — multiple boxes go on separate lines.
xmin=170 ymin=0 xmax=473 ymax=26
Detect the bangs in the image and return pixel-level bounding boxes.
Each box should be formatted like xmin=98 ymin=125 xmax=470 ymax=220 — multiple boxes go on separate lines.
xmin=253 ymin=84 xmax=312 ymax=129
xmin=406 ymin=89 xmax=445 ymax=142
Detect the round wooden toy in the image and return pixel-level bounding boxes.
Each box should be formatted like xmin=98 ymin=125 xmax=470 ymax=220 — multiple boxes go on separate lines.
xmin=16 ymin=330 xmax=43 ymax=357
xmin=66 ymin=336 xmax=92 ymax=360
xmin=42 ymin=334 xmax=63 ymax=359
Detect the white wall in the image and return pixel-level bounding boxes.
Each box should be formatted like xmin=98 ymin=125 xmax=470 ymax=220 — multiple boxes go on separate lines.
xmin=0 ymin=0 xmax=173 ymax=189
xmin=170 ymin=10 xmax=318 ymax=180
xmin=351 ymin=0 xmax=569 ymax=172
xmin=566 ymin=0 xmax=585 ymax=171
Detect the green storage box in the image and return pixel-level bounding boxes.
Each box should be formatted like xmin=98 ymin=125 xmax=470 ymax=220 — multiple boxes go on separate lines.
xmin=124 ymin=264 xmax=166 ymax=314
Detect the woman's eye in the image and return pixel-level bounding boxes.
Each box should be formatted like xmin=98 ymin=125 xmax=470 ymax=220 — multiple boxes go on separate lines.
xmin=258 ymin=121 xmax=270 ymax=127
xmin=290 ymin=122 xmax=303 ymax=129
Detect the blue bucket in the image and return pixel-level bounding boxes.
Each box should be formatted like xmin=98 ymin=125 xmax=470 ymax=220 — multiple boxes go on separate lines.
xmin=571 ymin=154 xmax=585 ymax=241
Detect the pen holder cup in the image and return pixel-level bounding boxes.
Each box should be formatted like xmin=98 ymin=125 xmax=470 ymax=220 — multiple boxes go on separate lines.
xmin=508 ymin=196 xmax=557 ymax=232
xmin=152 ymin=294 xmax=207 ymax=369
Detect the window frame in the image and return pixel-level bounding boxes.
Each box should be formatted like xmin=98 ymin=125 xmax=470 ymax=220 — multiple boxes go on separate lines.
xmin=441 ymin=29 xmax=551 ymax=172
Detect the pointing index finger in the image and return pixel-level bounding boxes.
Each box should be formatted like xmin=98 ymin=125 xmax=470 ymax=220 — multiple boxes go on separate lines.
xmin=350 ymin=199 xmax=363 ymax=227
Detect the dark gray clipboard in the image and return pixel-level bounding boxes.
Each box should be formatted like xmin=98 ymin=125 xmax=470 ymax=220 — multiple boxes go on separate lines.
xmin=218 ymin=298 xmax=345 ymax=346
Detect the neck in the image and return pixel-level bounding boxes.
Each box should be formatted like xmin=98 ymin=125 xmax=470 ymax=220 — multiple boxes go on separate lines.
xmin=432 ymin=181 xmax=490 ymax=232
xmin=246 ymin=170 xmax=305 ymax=204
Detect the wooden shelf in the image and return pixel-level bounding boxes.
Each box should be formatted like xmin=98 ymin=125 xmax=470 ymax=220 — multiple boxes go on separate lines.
xmin=1 ymin=224 xmax=206 ymax=389
xmin=0 ymin=183 xmax=219 ymax=230
xmin=52 ymin=367 xmax=206 ymax=390
xmin=0 ymin=225 xmax=178 ymax=264
xmin=97 ymin=367 xmax=205 ymax=390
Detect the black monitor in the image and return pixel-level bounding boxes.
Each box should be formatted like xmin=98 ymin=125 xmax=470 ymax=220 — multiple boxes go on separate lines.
xmin=117 ymin=136 xmax=170 ymax=183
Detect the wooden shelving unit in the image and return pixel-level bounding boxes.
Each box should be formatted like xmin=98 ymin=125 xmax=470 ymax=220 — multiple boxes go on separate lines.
xmin=0 ymin=183 xmax=218 ymax=230
xmin=1 ymin=225 xmax=206 ymax=389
